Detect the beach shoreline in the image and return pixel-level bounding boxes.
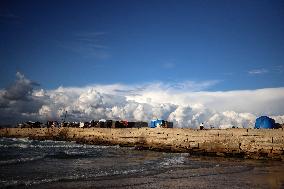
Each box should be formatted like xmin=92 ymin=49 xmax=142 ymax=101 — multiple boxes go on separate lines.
xmin=1 ymin=127 xmax=284 ymax=160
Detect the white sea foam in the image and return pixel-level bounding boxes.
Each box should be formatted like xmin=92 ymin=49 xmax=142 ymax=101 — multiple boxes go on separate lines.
xmin=0 ymin=143 xmax=29 ymax=148
xmin=0 ymin=137 xmax=121 ymax=150
xmin=0 ymin=155 xmax=46 ymax=165
xmin=15 ymin=138 xmax=30 ymax=143
xmin=27 ymin=144 xmax=115 ymax=149
xmin=0 ymin=137 xmax=29 ymax=143
xmin=160 ymin=155 xmax=186 ymax=167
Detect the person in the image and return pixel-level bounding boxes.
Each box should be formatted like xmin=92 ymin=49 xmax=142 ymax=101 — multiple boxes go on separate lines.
xmin=199 ymin=122 xmax=204 ymax=130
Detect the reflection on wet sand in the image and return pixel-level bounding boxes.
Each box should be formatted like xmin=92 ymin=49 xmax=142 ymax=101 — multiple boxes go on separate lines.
xmin=1 ymin=138 xmax=284 ymax=189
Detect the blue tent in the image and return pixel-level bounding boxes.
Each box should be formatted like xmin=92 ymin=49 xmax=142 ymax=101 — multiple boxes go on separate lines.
xmin=150 ymin=119 xmax=164 ymax=128
xmin=254 ymin=116 xmax=276 ymax=129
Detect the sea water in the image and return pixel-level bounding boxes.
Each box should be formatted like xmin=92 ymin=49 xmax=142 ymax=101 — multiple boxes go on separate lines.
xmin=1 ymin=137 xmax=284 ymax=189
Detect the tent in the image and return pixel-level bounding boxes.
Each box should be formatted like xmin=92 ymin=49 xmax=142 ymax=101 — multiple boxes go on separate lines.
xmin=150 ymin=119 xmax=164 ymax=128
xmin=150 ymin=119 xmax=173 ymax=128
xmin=254 ymin=116 xmax=276 ymax=129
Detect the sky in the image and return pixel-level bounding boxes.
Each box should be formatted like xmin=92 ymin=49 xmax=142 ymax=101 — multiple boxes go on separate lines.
xmin=0 ymin=0 xmax=283 ymax=127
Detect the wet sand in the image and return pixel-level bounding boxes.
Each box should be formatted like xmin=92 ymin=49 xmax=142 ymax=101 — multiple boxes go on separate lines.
xmin=31 ymin=157 xmax=284 ymax=189
xmin=2 ymin=137 xmax=284 ymax=189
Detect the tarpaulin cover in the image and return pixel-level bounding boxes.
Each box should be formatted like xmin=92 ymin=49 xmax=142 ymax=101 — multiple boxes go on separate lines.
xmin=254 ymin=116 xmax=276 ymax=129
xmin=150 ymin=119 xmax=164 ymax=128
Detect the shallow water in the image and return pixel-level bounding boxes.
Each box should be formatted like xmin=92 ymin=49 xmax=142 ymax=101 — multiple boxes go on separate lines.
xmin=0 ymin=137 xmax=284 ymax=189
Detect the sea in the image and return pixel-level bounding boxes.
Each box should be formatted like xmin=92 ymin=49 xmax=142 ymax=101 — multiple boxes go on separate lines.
xmin=1 ymin=137 xmax=284 ymax=189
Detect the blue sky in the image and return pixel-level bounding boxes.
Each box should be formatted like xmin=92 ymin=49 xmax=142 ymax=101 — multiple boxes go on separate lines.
xmin=0 ymin=0 xmax=284 ymax=126
xmin=0 ymin=0 xmax=284 ymax=91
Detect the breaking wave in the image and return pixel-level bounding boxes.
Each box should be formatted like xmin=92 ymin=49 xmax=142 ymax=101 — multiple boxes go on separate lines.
xmin=0 ymin=155 xmax=46 ymax=165
xmin=0 ymin=166 xmax=149 ymax=188
xmin=160 ymin=155 xmax=187 ymax=167
xmin=0 ymin=137 xmax=118 ymax=149
xmin=46 ymin=151 xmax=94 ymax=159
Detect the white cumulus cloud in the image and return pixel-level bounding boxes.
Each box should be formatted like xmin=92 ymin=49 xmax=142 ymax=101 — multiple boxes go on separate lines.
xmin=0 ymin=72 xmax=284 ymax=128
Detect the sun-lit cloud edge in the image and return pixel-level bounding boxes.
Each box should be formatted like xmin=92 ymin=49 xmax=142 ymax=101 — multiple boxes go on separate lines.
xmin=1 ymin=72 xmax=284 ymax=128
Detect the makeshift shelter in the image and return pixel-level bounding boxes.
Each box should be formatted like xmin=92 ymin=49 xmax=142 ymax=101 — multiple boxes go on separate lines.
xmin=150 ymin=119 xmax=163 ymax=128
xmin=254 ymin=116 xmax=276 ymax=129
xmin=150 ymin=119 xmax=173 ymax=128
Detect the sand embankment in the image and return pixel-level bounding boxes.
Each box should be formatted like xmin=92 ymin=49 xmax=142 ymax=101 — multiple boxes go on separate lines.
xmin=1 ymin=127 xmax=284 ymax=160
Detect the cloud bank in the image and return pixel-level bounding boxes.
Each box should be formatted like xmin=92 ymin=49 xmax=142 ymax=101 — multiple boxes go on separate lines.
xmin=1 ymin=72 xmax=284 ymax=128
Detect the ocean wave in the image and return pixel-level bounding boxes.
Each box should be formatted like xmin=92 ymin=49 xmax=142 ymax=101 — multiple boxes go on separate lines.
xmin=46 ymin=150 xmax=96 ymax=159
xmin=0 ymin=178 xmax=62 ymax=188
xmin=0 ymin=155 xmax=46 ymax=165
xmin=0 ymin=150 xmax=96 ymax=165
xmin=14 ymin=138 xmax=31 ymax=143
xmin=0 ymin=173 xmax=98 ymax=188
xmin=160 ymin=155 xmax=187 ymax=167
xmin=28 ymin=143 xmax=117 ymax=149
xmin=29 ymin=144 xmax=91 ymax=149
xmin=0 ymin=137 xmax=124 ymax=150
xmin=0 ymin=168 xmax=145 ymax=188
xmin=0 ymin=143 xmax=30 ymax=148
xmin=0 ymin=137 xmax=31 ymax=143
